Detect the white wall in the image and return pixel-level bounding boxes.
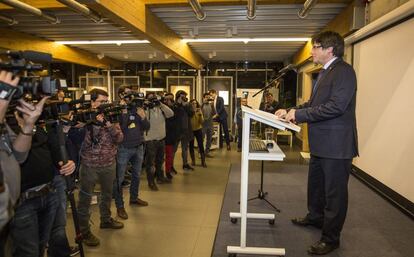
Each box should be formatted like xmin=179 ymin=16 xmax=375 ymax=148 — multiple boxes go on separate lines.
xmin=352 ymin=18 xmax=414 ymax=202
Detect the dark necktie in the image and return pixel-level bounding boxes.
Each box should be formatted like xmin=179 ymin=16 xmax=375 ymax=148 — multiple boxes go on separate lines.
xmin=312 ymin=68 xmax=326 ymax=95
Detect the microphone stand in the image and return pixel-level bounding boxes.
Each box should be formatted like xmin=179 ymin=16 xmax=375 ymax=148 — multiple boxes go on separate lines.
xmin=252 ymin=72 xmax=286 ymax=98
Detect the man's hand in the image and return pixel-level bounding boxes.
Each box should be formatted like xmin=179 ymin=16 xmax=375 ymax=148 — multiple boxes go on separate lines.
xmin=0 ymin=70 xmax=19 ymax=88
xmin=137 ymin=107 xmax=146 ymax=119
xmin=96 ymin=113 xmax=105 ymax=123
xmin=58 ymin=160 xmax=76 ymax=176
xmin=16 ymin=97 xmax=49 ymax=132
xmin=285 ymin=109 xmax=296 ymax=123
xmin=274 ymin=109 xmax=287 ymax=118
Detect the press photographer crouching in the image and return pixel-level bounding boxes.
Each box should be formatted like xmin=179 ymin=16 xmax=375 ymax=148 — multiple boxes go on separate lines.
xmin=144 ymin=92 xmax=174 ymax=191
xmin=113 ymin=86 xmax=150 ymax=220
xmin=77 ymin=88 xmax=124 ymax=247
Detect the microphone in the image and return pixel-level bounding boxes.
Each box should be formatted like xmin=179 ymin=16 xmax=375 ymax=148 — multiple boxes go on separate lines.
xmin=278 ymin=64 xmax=296 ymax=74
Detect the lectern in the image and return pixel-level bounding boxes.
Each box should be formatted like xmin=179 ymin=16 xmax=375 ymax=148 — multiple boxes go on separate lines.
xmin=227 ymin=106 xmax=300 ymax=257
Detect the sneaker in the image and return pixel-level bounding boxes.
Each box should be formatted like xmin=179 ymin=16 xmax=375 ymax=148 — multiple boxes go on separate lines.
xmin=69 ymin=245 xmax=80 ymax=256
xmin=149 ymin=183 xmax=159 ymax=191
xmin=166 ymin=173 xmax=173 ymax=180
xmin=121 ymin=180 xmax=130 ymax=188
xmin=130 ymin=198 xmax=148 ymax=206
xmin=171 ymin=167 xmax=178 ymax=174
xmin=227 ymin=145 xmax=231 ymax=151
xmin=117 ymin=208 xmax=128 ymax=220
xmin=183 ymin=164 xmax=194 ymax=170
xmin=157 ymin=177 xmax=171 ymax=184
xmin=83 ymin=231 xmax=100 ymax=246
xmin=205 ymin=153 xmax=214 ymax=158
xmin=100 ymin=217 xmax=124 ymax=229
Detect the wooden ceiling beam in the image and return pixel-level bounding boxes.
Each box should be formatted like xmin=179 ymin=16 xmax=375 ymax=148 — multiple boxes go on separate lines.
xmin=0 ymin=28 xmax=122 ymax=68
xmin=0 ymin=0 xmax=65 ymax=10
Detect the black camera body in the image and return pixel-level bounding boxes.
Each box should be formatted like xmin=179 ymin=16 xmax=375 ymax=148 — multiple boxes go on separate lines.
xmin=0 ymin=51 xmax=59 ymax=100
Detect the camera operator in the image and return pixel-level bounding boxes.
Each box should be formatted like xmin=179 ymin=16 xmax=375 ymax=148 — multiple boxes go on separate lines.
xmin=163 ymin=93 xmax=178 ymax=179
xmin=9 ymin=111 xmax=76 ymax=257
xmin=0 ymin=70 xmax=48 ymax=252
xmin=259 ymin=92 xmax=281 ymax=114
xmin=173 ymin=90 xmax=194 ymax=171
xmin=77 ymin=89 xmax=124 ymax=247
xmin=144 ymin=92 xmax=174 ymax=191
xmin=113 ymin=86 xmax=150 ymax=220
xmin=201 ymin=93 xmax=215 ymax=157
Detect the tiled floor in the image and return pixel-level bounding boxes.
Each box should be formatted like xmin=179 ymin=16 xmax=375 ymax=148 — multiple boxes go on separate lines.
xmin=66 ymin=148 xmax=234 ymax=257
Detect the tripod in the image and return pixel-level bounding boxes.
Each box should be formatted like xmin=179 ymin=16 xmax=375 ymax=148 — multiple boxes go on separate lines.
xmin=247 ymin=161 xmax=281 ymax=212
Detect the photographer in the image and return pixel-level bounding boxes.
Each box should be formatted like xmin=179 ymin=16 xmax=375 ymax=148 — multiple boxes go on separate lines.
xmin=0 ymin=70 xmax=47 ymax=252
xmin=77 ymin=89 xmax=124 ymax=247
xmin=173 ymin=90 xmax=194 ymax=171
xmin=259 ymin=92 xmax=281 ymax=114
xmin=163 ymin=93 xmax=178 ymax=179
xmin=201 ymin=93 xmax=215 ymax=157
xmin=189 ymin=99 xmax=207 ymax=168
xmin=9 ymin=114 xmax=76 ymax=257
xmin=113 ymin=86 xmax=150 ymax=220
xmin=144 ymin=92 xmax=174 ymax=191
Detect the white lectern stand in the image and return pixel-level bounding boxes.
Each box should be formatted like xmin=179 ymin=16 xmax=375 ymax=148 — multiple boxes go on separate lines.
xmin=227 ymin=106 xmax=300 ymax=257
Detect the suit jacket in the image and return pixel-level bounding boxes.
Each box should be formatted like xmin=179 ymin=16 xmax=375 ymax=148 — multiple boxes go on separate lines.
xmin=295 ymin=58 xmax=359 ymax=159
xmin=215 ymin=96 xmax=227 ymax=120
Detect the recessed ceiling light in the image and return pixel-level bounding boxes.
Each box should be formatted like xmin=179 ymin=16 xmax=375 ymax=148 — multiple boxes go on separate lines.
xmin=55 ymin=40 xmax=150 ymax=45
xmin=182 ymin=38 xmax=309 ymax=43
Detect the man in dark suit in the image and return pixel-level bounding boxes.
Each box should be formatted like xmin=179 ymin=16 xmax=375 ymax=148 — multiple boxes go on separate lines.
xmin=276 ymin=31 xmax=358 ymax=255
xmin=209 ymin=89 xmax=231 ymax=150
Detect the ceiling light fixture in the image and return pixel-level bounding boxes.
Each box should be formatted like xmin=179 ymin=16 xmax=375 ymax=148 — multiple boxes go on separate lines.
xmin=226 ymin=28 xmax=232 ymax=38
xmin=298 ymin=0 xmax=318 ymax=19
xmin=0 ymin=0 xmax=60 ymax=24
xmin=55 ymin=40 xmax=150 ymax=45
xmin=56 ymin=0 xmax=103 ymax=23
xmin=97 ymin=53 xmax=105 ymax=60
xmin=0 ymin=13 xmax=18 ymax=25
xmin=164 ymin=54 xmax=171 ymax=59
xmin=247 ymin=0 xmax=256 ymax=20
xmin=183 ymin=37 xmax=309 ymax=43
xmin=188 ymin=0 xmax=206 ymax=21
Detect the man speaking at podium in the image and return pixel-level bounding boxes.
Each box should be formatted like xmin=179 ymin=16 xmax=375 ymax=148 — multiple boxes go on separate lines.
xmin=275 ymin=31 xmax=358 ymax=255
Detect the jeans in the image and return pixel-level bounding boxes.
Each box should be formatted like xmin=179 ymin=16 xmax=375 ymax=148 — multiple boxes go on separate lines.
xmin=10 ymin=183 xmax=59 ymax=257
xmin=189 ymin=129 xmax=205 ymax=164
xmin=202 ymin=125 xmax=213 ymax=153
xmin=113 ymin=145 xmax=144 ymax=209
xmin=48 ymin=175 xmax=71 ymax=257
xmin=173 ymin=135 xmax=190 ymax=166
xmin=77 ymin=163 xmax=116 ymax=234
xmin=145 ymin=140 xmax=165 ymax=183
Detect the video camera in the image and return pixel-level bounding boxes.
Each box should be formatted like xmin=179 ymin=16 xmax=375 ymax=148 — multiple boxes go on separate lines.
xmin=0 ymin=50 xmax=65 ymax=100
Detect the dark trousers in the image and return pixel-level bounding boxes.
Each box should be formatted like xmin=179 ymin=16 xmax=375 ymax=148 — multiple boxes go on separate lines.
xmin=218 ymin=118 xmax=230 ymax=147
xmin=307 ymin=155 xmax=351 ymax=244
xmin=113 ymin=145 xmax=144 ymax=209
xmin=189 ymin=129 xmax=205 ymax=165
xmin=165 ymin=144 xmax=174 ymax=173
xmin=48 ymin=175 xmax=71 ymax=257
xmin=10 ymin=185 xmax=59 ymax=257
xmin=78 ymin=163 xmax=116 ymax=233
xmin=145 ymin=140 xmax=165 ymax=183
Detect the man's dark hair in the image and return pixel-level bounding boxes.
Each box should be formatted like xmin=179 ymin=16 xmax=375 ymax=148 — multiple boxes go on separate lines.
xmin=89 ymin=88 xmax=108 ymax=101
xmin=312 ymin=31 xmax=344 ymax=58
xmin=203 ymin=93 xmax=210 ymax=98
xmin=164 ymin=93 xmax=174 ymax=98
xmin=175 ymin=90 xmax=187 ymax=100
xmin=118 ymin=85 xmax=131 ymax=97
xmin=209 ymin=89 xmax=217 ymax=94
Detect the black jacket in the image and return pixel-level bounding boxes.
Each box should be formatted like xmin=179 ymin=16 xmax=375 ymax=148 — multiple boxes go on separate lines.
xmin=295 ymin=58 xmax=359 ymax=159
